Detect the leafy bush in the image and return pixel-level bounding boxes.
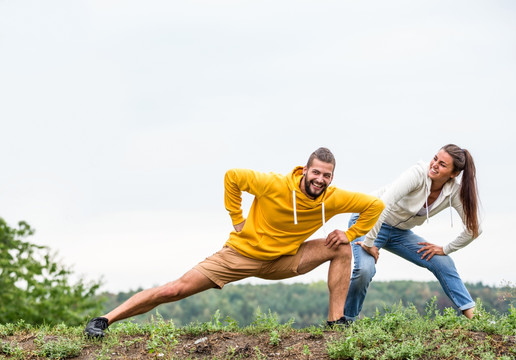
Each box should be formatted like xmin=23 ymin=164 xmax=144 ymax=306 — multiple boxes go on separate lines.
xmin=0 ymin=218 xmax=103 ymax=325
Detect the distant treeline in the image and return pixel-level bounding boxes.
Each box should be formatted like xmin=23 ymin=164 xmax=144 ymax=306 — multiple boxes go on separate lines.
xmin=100 ymin=281 xmax=514 ymax=329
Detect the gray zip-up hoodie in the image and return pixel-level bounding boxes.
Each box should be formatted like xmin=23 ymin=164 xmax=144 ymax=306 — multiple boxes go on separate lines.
xmin=363 ymin=161 xmax=481 ymax=254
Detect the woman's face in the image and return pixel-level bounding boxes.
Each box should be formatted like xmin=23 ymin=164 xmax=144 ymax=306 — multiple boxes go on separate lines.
xmin=428 ymin=149 xmax=458 ymax=183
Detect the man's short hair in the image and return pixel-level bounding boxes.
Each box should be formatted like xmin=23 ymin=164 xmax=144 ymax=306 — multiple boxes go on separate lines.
xmin=306 ymin=147 xmax=336 ymax=170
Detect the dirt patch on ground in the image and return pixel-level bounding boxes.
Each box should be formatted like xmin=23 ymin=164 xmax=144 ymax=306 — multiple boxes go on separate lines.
xmin=81 ymin=331 xmax=337 ymax=359
xmin=3 ymin=330 xmax=515 ymax=359
xmin=3 ymin=330 xmax=340 ymax=359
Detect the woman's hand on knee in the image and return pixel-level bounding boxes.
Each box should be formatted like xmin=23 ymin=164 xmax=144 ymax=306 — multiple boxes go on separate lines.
xmin=355 ymin=241 xmax=379 ymax=263
xmin=417 ymin=242 xmax=444 ymax=261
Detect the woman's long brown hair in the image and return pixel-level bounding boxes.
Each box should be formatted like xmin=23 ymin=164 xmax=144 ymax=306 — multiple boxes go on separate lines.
xmin=442 ymin=144 xmax=480 ymax=238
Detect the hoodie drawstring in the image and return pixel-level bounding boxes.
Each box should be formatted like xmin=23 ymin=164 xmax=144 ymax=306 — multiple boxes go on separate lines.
xmin=425 ymin=184 xmax=430 ymax=223
xmin=426 ymin=180 xmax=454 ymax=227
xmin=449 ymin=196 xmax=453 ymax=228
xmin=292 ymin=190 xmax=326 ymax=233
xmin=292 ymin=190 xmax=298 ymax=225
xmin=321 ymin=202 xmax=327 ymax=237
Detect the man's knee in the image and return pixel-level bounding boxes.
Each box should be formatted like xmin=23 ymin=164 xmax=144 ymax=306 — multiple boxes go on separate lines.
xmin=334 ymin=243 xmax=352 ymax=261
xmin=155 ymin=280 xmax=187 ymax=302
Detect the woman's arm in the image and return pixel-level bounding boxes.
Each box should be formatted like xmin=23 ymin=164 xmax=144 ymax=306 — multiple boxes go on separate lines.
xmin=442 ymin=191 xmax=482 ymax=254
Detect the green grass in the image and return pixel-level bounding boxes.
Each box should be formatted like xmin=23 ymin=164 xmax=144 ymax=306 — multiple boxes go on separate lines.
xmin=0 ymin=300 xmax=515 ymax=359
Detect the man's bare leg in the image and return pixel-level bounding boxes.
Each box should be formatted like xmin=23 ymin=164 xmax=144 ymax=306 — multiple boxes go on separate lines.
xmin=104 ymin=269 xmax=216 ymax=325
xmin=297 ymin=239 xmax=352 ymax=322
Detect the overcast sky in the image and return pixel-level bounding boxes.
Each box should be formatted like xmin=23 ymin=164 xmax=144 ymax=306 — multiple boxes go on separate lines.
xmin=1 ymin=0 xmax=515 ymax=293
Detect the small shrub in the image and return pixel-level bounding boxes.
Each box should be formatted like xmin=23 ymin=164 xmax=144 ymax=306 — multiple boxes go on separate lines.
xmin=1 ymin=341 xmax=24 ymax=359
xmin=34 ymin=335 xmax=83 ymax=359
xmin=269 ymin=329 xmax=280 ymax=346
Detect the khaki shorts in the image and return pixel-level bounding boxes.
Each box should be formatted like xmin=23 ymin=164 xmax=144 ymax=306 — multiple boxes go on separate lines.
xmin=193 ymin=244 xmax=306 ymax=289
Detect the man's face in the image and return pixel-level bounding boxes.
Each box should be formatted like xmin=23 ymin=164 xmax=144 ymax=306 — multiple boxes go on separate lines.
xmin=302 ymin=158 xmax=334 ymax=199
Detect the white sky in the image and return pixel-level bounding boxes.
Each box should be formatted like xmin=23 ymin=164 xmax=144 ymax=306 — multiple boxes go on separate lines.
xmin=1 ymin=0 xmax=515 ymax=293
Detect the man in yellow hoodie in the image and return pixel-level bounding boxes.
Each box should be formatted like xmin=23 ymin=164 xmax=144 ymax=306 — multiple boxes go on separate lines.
xmin=85 ymin=147 xmax=384 ymax=337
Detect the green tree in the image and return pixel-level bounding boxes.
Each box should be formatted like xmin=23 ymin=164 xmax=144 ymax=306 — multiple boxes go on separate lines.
xmin=0 ymin=218 xmax=103 ymax=325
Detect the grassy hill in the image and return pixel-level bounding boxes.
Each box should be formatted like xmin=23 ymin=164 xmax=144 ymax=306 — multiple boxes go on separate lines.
xmin=1 ymin=302 xmax=515 ymax=359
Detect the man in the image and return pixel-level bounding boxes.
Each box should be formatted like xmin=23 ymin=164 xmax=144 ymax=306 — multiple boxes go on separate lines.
xmin=85 ymin=147 xmax=384 ymax=337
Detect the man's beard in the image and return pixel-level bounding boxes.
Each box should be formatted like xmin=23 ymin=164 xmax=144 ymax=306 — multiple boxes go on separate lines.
xmin=302 ymin=176 xmax=327 ymax=199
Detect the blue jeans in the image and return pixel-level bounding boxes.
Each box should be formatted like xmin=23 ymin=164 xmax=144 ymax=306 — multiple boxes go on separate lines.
xmin=344 ymin=214 xmax=475 ymax=321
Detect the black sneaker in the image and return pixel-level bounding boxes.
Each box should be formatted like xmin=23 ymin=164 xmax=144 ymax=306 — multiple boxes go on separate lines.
xmin=84 ymin=317 xmax=109 ymax=338
xmin=326 ymin=316 xmax=352 ymax=329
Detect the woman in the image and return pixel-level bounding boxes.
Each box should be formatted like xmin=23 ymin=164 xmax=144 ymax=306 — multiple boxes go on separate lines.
xmin=344 ymin=144 xmax=481 ymax=321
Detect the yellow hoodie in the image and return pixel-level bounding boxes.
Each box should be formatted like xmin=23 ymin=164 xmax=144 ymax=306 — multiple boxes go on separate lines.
xmin=224 ymin=166 xmax=384 ymax=260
